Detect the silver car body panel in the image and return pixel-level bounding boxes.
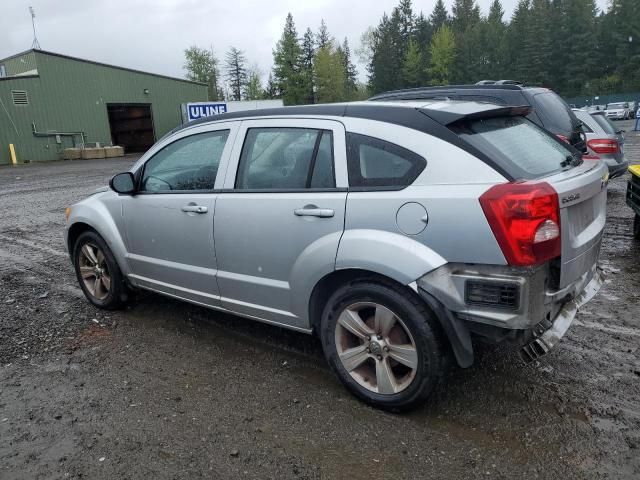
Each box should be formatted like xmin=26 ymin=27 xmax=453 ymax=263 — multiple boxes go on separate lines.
xmin=65 ymin=102 xmax=604 ymax=345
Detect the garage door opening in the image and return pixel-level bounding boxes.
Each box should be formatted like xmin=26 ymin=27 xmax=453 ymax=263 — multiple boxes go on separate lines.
xmin=106 ymin=103 xmax=155 ymax=153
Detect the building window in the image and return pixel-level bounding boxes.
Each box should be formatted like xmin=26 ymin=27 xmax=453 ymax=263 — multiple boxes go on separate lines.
xmin=0 ymin=65 xmax=6 ymax=78
xmin=11 ymin=90 xmax=29 ymax=106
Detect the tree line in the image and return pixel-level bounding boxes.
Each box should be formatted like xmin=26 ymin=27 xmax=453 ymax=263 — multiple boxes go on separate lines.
xmin=184 ymin=0 xmax=640 ymax=104
xmin=183 ymin=16 xmax=364 ymax=104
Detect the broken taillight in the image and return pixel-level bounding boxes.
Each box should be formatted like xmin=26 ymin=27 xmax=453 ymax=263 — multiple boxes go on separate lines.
xmin=479 ymin=182 xmax=561 ymax=266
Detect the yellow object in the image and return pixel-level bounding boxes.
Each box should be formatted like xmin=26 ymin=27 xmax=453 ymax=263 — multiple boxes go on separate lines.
xmin=629 ymin=165 xmax=640 ymax=177
xmin=65 ymin=207 xmax=72 ymax=222
xmin=9 ymin=144 xmax=17 ymax=165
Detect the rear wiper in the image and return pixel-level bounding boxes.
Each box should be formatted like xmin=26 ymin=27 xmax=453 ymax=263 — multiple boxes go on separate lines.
xmin=561 ymin=154 xmax=581 ymax=168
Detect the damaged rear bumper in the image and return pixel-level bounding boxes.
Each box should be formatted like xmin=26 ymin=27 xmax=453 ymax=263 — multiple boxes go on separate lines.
xmin=519 ymin=266 xmax=604 ymax=363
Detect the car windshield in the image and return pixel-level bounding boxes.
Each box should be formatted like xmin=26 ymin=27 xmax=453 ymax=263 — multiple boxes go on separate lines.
xmin=607 ymin=103 xmax=626 ymax=109
xmin=591 ymin=114 xmax=618 ymax=135
xmin=532 ymin=92 xmax=576 ymax=134
xmin=451 ymin=116 xmax=578 ymax=180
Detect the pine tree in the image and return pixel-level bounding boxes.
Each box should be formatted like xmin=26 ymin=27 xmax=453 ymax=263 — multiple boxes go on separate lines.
xmin=451 ymin=0 xmax=482 ymax=82
xmin=317 ymin=19 xmax=331 ymax=50
xmin=272 ymin=13 xmax=305 ymax=105
xmin=402 ymin=39 xmax=423 ymax=87
xmin=224 ymin=47 xmax=248 ymax=101
xmin=368 ymin=14 xmax=399 ymax=93
xmin=301 ymin=28 xmax=316 ymax=104
xmin=429 ymin=0 xmax=449 ymax=31
xmin=428 ymin=24 xmax=456 ymax=85
xmin=264 ymin=72 xmax=278 ymax=99
xmin=342 ymin=38 xmax=358 ymax=98
xmin=244 ymin=68 xmax=264 ymax=100
xmin=484 ymin=0 xmax=507 ymax=79
xmin=315 ymin=43 xmax=346 ymax=103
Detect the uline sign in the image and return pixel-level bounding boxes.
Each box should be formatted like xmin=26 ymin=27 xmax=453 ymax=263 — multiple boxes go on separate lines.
xmin=186 ymin=102 xmax=227 ymax=121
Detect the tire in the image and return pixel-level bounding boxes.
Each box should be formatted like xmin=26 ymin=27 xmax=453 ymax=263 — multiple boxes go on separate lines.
xmin=73 ymin=230 xmax=128 ymax=310
xmin=319 ymin=279 xmax=446 ymax=412
xmin=634 ymin=214 xmax=640 ymax=241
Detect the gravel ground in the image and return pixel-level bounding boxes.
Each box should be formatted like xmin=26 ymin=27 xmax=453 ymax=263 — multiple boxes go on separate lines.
xmin=1 ymin=123 xmax=639 ymax=479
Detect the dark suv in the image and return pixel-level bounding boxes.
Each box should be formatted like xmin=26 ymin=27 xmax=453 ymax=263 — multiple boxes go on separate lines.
xmin=369 ymin=81 xmax=587 ymax=154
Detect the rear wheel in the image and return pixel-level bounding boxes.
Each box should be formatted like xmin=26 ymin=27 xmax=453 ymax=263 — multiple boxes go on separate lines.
xmin=320 ymin=279 xmax=445 ymax=411
xmin=73 ymin=231 xmax=128 ymax=309
xmin=634 ymin=214 xmax=640 ymax=240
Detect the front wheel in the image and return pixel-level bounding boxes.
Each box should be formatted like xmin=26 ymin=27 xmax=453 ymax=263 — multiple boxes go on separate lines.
xmin=73 ymin=230 xmax=128 ymax=309
xmin=320 ymin=280 xmax=446 ymax=412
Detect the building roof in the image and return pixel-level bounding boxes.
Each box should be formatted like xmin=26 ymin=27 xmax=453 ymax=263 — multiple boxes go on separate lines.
xmin=0 ymin=49 xmax=206 ymax=86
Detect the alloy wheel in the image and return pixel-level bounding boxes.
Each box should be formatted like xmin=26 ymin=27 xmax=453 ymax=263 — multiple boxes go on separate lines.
xmin=334 ymin=302 xmax=418 ymax=395
xmin=78 ymin=243 xmax=111 ymax=300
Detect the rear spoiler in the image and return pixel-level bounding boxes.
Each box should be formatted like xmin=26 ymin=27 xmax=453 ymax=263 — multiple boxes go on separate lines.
xmin=419 ymin=105 xmax=532 ymax=126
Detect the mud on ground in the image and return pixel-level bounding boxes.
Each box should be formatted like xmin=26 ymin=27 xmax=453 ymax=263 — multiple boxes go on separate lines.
xmin=0 ymin=126 xmax=639 ymax=479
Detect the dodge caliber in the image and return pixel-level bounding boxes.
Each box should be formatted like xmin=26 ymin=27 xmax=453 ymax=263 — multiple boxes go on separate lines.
xmin=65 ymin=101 xmax=605 ymax=411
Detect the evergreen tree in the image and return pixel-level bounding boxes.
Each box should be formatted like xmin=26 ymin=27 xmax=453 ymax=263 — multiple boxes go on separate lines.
xmin=429 ymin=0 xmax=449 ymax=31
xmin=264 ymin=72 xmax=279 ymax=99
xmin=272 ymin=13 xmax=305 ymax=105
xmin=428 ymin=24 xmax=456 ymax=85
xmin=414 ymin=12 xmax=433 ymax=79
xmin=368 ymin=14 xmax=399 ymax=93
xmin=402 ymin=39 xmax=424 ymax=87
xmin=484 ymin=0 xmax=507 ymax=79
xmin=244 ymin=68 xmax=264 ymax=100
xmin=301 ymin=27 xmax=316 ymax=104
xmin=451 ymin=0 xmax=482 ymax=82
xmin=224 ymin=47 xmax=248 ymax=101
xmin=315 ymin=43 xmax=347 ymax=103
xmin=317 ymin=19 xmax=331 ymax=50
xmin=342 ymin=38 xmax=358 ymax=98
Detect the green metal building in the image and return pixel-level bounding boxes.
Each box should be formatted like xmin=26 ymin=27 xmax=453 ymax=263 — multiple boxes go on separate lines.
xmin=0 ymin=49 xmax=207 ymax=165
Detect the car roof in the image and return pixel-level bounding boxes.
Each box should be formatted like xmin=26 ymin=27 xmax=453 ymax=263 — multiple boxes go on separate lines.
xmin=173 ymin=100 xmax=530 ymax=136
xmin=368 ymin=84 xmax=550 ymax=102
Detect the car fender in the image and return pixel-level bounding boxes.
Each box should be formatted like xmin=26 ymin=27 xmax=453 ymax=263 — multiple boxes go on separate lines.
xmin=66 ymin=198 xmax=131 ymax=277
xmin=335 ymin=229 xmax=447 ymax=285
xmin=289 ymin=231 xmax=344 ymax=325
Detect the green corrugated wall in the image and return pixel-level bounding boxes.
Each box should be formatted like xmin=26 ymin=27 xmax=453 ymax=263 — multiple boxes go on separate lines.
xmin=0 ymin=50 xmax=207 ymax=165
xmin=2 ymin=51 xmax=38 ymax=76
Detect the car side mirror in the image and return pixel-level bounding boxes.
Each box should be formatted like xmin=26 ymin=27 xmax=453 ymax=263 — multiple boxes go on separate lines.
xmin=109 ymin=172 xmax=136 ymax=194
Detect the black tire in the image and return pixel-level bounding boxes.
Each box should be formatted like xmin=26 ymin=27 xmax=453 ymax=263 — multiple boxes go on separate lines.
xmin=319 ymin=278 xmax=446 ymax=412
xmin=634 ymin=214 xmax=640 ymax=240
xmin=73 ymin=230 xmax=128 ymax=310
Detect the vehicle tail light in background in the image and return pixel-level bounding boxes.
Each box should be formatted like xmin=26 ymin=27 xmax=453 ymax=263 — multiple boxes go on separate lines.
xmin=582 ymin=154 xmax=601 ymax=160
xmin=556 ymin=134 xmax=569 ymax=143
xmin=479 ymin=182 xmax=561 ymax=266
xmin=587 ymin=139 xmax=619 ymax=154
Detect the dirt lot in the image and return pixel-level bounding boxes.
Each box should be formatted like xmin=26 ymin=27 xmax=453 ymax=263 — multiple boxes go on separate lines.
xmin=1 ymin=124 xmax=639 ymax=479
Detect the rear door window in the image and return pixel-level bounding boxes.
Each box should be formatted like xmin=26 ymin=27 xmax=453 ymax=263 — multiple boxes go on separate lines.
xmin=532 ymin=92 xmax=576 ymax=134
xmin=591 ymin=114 xmax=617 ymax=135
xmin=451 ymin=116 xmax=576 ymax=180
xmin=346 ymin=133 xmax=426 ymax=189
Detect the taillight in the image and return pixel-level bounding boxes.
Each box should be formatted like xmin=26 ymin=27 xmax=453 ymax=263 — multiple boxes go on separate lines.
xmin=479 ymin=182 xmax=561 ymax=266
xmin=587 ymin=138 xmax=619 ymax=154
xmin=583 ymin=154 xmax=601 ymax=160
xmin=556 ymin=134 xmax=569 ymax=143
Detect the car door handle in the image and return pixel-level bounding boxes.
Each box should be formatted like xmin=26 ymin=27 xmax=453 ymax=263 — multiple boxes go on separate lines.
xmin=181 ymin=205 xmax=208 ymax=214
xmin=294 ymin=208 xmax=334 ymax=218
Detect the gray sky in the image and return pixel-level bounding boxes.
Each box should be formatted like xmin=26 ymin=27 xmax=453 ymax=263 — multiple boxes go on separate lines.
xmin=2 ymin=0 xmax=609 ymax=84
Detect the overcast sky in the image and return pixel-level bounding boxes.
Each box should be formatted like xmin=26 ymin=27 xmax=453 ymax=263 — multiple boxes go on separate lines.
xmin=2 ymin=0 xmax=610 ymax=84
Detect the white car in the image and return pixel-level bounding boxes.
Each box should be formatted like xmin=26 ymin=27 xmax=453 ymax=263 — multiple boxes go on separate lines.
xmin=605 ymin=102 xmax=631 ymax=120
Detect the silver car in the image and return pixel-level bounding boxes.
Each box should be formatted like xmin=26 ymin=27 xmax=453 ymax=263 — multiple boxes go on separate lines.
xmin=65 ymin=101 xmax=606 ymax=411
xmin=604 ymin=102 xmax=631 ymax=120
xmin=573 ymin=109 xmax=629 ymax=178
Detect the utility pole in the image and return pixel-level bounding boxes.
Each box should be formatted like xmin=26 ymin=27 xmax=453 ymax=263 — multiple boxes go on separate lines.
xmin=30 ymin=6 xmax=41 ymax=49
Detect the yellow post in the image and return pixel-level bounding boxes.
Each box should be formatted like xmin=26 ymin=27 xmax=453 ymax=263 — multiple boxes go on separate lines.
xmin=9 ymin=144 xmax=18 ymax=165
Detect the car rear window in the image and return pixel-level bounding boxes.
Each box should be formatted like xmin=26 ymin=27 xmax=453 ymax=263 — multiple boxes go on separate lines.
xmin=591 ymin=114 xmax=617 ymax=135
xmin=531 ymin=92 xmax=576 ymax=134
xmin=451 ymin=116 xmax=577 ymax=180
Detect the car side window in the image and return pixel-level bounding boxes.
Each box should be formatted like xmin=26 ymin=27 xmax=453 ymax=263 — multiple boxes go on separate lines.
xmin=235 ymin=128 xmax=335 ymax=190
xmin=346 ymin=133 xmax=426 ymax=188
xmin=141 ymin=130 xmax=229 ymax=192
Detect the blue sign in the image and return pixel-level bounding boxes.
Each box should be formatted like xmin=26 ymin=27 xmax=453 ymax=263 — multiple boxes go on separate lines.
xmin=187 ymin=103 xmax=228 ymax=121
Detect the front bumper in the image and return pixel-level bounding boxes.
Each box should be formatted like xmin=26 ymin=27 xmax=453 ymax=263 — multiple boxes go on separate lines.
xmin=519 ymin=266 xmax=604 ymax=362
